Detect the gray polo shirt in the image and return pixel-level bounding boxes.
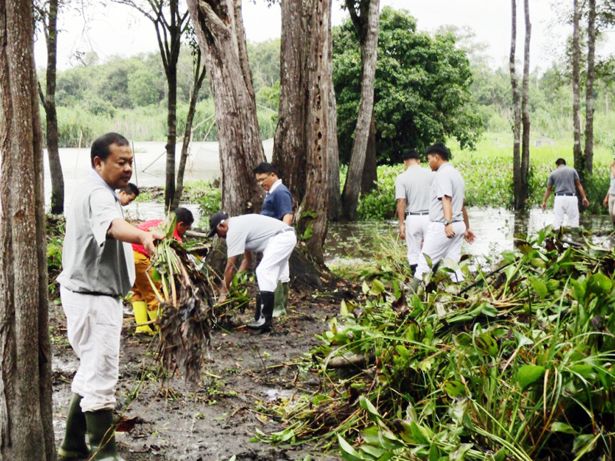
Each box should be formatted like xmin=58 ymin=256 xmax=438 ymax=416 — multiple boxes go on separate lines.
xmin=395 ymin=165 xmax=433 ymax=213
xmin=429 ymin=162 xmax=465 ymax=223
xmin=57 ymin=170 xmax=135 ymax=297
xmin=547 ymin=166 xmax=579 ymax=195
xmin=226 ymin=214 xmax=292 ymax=257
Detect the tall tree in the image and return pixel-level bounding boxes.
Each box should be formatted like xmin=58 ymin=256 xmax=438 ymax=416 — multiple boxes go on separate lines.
xmin=509 ymin=0 xmax=523 ymax=210
xmin=36 ymin=0 xmax=65 ymax=214
xmin=0 ymin=0 xmax=55 ymax=458
xmin=520 ymin=0 xmax=531 ymax=206
xmin=115 ymin=0 xmax=191 ymax=208
xmin=187 ymin=0 xmax=265 ymax=215
xmin=572 ymin=0 xmax=584 ymax=177
xmin=272 ymin=0 xmax=337 ymax=261
xmin=341 ymin=0 xmax=380 ymax=220
xmin=172 ymin=40 xmax=207 ymax=209
xmin=584 ymin=0 xmax=597 ymax=174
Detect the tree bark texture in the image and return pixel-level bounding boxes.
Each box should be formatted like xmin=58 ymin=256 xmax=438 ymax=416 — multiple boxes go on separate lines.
xmin=520 ymin=0 xmax=531 ymax=206
xmin=361 ymin=114 xmax=378 ymax=195
xmin=173 ymin=52 xmax=207 ymax=209
xmin=39 ymin=0 xmax=64 ymax=214
xmin=584 ymin=0 xmax=597 ymax=174
xmin=509 ymin=0 xmax=523 ymax=210
xmin=572 ymin=0 xmax=584 ymax=177
xmin=296 ymin=0 xmax=334 ymax=263
xmin=326 ymin=8 xmax=341 ymax=222
xmin=341 ymin=0 xmax=380 ymax=220
xmin=188 ymin=0 xmax=265 ymax=215
xmin=0 ymin=0 xmax=55 ymax=459
xmin=272 ymin=0 xmax=308 ymax=204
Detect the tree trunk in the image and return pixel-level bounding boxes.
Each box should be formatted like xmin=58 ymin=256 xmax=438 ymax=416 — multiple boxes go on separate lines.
xmin=272 ymin=0 xmax=308 ymax=203
xmin=173 ymin=54 xmax=207 ymax=209
xmin=0 ymin=0 xmax=55 ymax=458
xmin=164 ymin=64 xmax=178 ymax=209
xmin=326 ymin=5 xmax=341 ymax=222
xmin=520 ymin=0 xmax=531 ymax=204
xmin=188 ymin=0 xmax=265 ymax=215
xmin=361 ymin=113 xmax=377 ymax=194
xmin=341 ymin=0 xmax=380 ymax=220
xmin=40 ymin=0 xmax=64 ymax=214
xmin=584 ymin=0 xmax=596 ymax=174
xmin=509 ymin=0 xmax=523 ymax=210
xmin=572 ymin=0 xmax=583 ymax=178
xmin=295 ymin=0 xmax=334 ymax=263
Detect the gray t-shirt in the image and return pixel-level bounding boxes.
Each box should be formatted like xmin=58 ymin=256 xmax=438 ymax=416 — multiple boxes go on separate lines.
xmin=429 ymin=162 xmax=465 ymax=223
xmin=395 ymin=165 xmax=433 ymax=213
xmin=547 ymin=166 xmax=579 ymax=195
xmin=226 ymin=214 xmax=291 ymax=257
xmin=58 ymin=170 xmax=135 ymax=296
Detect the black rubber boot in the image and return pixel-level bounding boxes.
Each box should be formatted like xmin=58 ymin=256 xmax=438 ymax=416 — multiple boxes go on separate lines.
xmin=85 ymin=409 xmax=124 ymax=460
xmin=247 ymin=291 xmax=274 ymax=333
xmin=253 ymin=293 xmax=262 ymax=322
xmin=410 ymin=264 xmax=417 ymax=275
xmin=58 ymin=394 xmax=89 ymax=461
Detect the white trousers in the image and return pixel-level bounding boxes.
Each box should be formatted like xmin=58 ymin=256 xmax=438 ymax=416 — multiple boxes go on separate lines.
xmin=60 ymin=286 xmax=123 ymax=412
xmin=405 ymin=214 xmax=430 ymax=266
xmin=415 ymin=221 xmax=466 ymax=282
xmin=608 ymin=195 xmax=615 ymax=224
xmin=553 ymin=195 xmax=579 ymax=228
xmin=256 ymin=230 xmax=297 ymax=292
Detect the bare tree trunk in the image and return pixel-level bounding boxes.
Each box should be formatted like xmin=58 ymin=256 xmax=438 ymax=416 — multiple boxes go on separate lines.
xmin=584 ymin=0 xmax=597 ymax=174
xmin=296 ymin=0 xmax=333 ymax=263
xmin=509 ymin=0 xmax=523 ymax=210
xmin=39 ymin=0 xmax=64 ymax=214
xmin=165 ymin=62 xmax=178 ymax=208
xmin=273 ymin=0 xmax=308 ymax=203
xmin=572 ymin=0 xmax=584 ymax=178
xmin=0 ymin=0 xmax=55 ymax=458
xmin=361 ymin=114 xmax=377 ymax=194
xmin=341 ymin=0 xmax=380 ymax=220
xmin=327 ymin=48 xmax=342 ymax=221
xmin=520 ymin=0 xmax=531 ymax=204
xmin=188 ymin=0 xmax=265 ymax=215
xmin=173 ymin=53 xmax=207 ymax=209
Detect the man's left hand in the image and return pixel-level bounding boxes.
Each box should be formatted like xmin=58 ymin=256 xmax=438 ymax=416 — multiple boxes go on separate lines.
xmin=582 ymin=197 xmax=590 ymax=208
xmin=464 ymin=229 xmax=476 ymax=243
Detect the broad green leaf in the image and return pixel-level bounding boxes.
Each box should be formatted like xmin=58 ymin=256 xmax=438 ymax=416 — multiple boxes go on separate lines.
xmin=517 ymin=364 xmax=546 ymax=391
xmin=338 ymin=435 xmax=365 ymax=461
xmin=444 ymin=380 xmax=465 ymax=398
xmin=550 ymin=422 xmax=577 ymax=434
xmin=530 ymin=277 xmax=548 ymax=299
xmin=359 ymin=396 xmax=381 ymax=419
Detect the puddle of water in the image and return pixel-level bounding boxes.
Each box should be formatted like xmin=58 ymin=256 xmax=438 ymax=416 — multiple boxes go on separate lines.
xmin=324 ymin=207 xmax=614 ymax=266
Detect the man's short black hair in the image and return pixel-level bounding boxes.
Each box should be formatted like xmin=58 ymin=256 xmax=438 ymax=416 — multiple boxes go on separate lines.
xmin=425 ymin=142 xmax=451 ymax=161
xmin=253 ymin=162 xmax=278 ymax=176
xmin=122 ymin=182 xmax=140 ymax=197
xmin=401 ymin=149 xmax=420 ymax=161
xmin=175 ymin=207 xmax=194 ymax=226
xmin=91 ymin=132 xmax=130 ymax=167
xmin=555 ymin=158 xmax=566 ymax=166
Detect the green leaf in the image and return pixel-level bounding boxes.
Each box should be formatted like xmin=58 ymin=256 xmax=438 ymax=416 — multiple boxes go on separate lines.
xmin=517 ymin=364 xmax=546 ymax=391
xmin=338 ymin=435 xmax=365 ymax=461
xmin=444 ymin=380 xmax=465 ymax=398
xmin=550 ymin=422 xmax=577 ymax=434
xmin=530 ymin=277 xmax=548 ymax=299
xmin=359 ymin=396 xmax=381 ymax=419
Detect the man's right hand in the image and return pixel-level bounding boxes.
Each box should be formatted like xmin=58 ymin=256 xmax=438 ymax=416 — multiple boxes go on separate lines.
xmin=141 ymin=230 xmax=163 ymax=256
xmin=399 ymin=223 xmax=406 ymax=240
xmin=604 ymin=196 xmax=610 ymax=207
xmin=541 ymin=201 xmax=547 ymax=211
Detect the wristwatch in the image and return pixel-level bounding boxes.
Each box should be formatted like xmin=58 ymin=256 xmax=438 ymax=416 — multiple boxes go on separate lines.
xmin=444 ymin=220 xmax=452 ymax=226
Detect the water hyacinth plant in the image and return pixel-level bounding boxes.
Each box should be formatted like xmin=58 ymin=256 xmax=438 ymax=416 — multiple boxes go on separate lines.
xmin=263 ymin=230 xmax=615 ymax=460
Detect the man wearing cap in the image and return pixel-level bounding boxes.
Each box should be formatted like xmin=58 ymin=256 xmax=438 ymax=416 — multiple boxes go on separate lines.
xmin=209 ymin=212 xmax=297 ymax=333
xmin=253 ymin=162 xmax=293 ymax=317
xmin=395 ymin=149 xmax=434 ymax=273
xmin=541 ymin=158 xmax=589 ymax=229
xmin=414 ymin=143 xmax=475 ymax=283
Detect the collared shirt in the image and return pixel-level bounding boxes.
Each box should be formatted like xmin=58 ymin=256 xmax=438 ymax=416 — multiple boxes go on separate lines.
xmin=429 ymin=162 xmax=465 ymax=224
xmin=547 ymin=166 xmax=580 ymax=195
xmin=226 ymin=214 xmax=291 ymax=257
xmin=261 ymin=179 xmax=293 ymax=221
xmin=395 ymin=165 xmax=434 ymax=214
xmin=57 ymin=170 xmax=135 ymax=296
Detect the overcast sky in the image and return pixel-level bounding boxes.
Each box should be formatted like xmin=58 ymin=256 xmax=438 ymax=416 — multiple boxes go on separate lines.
xmin=34 ymin=0 xmax=615 ymax=72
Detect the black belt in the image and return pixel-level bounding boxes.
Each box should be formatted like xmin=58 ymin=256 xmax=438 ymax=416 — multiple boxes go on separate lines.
xmin=407 ymin=211 xmax=429 ymax=215
xmin=556 ymin=193 xmax=576 ymax=196
xmin=65 ymin=287 xmax=121 ymax=299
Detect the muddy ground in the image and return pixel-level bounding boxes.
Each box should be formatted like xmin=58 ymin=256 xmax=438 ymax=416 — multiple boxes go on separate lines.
xmin=50 ymin=289 xmax=345 ymax=461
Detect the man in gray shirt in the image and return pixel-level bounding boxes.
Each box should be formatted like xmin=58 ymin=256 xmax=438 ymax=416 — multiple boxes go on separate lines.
xmin=541 ymin=158 xmax=589 ymax=229
xmin=209 ymin=212 xmax=296 ymax=332
xmin=414 ymin=143 xmax=475 ymax=283
xmin=58 ymin=133 xmax=161 ymax=461
xmin=395 ymin=149 xmax=433 ymax=273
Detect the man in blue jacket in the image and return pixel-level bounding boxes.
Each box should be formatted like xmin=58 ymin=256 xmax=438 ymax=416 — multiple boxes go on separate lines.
xmin=254 ymin=162 xmax=293 ymax=317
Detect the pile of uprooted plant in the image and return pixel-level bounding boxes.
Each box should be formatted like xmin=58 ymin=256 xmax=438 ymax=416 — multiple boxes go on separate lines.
xmin=262 ymin=230 xmax=615 ymax=460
